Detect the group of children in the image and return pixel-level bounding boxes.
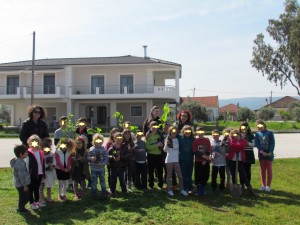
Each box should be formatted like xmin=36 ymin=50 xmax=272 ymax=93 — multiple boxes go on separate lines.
xmin=11 ymin=117 xmax=275 ymax=214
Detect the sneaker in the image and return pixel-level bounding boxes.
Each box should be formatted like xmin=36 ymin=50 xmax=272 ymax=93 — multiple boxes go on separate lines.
xmin=167 ymin=190 xmax=174 ymax=196
xmin=39 ymin=198 xmax=47 ymax=204
xmin=36 ymin=201 xmax=46 ymax=208
xmin=30 ymin=203 xmax=39 ymax=210
xmin=17 ymin=208 xmax=30 ymax=214
xmin=259 ymin=186 xmax=266 ymax=191
xmin=74 ymin=195 xmax=79 ymax=201
xmin=265 ymin=186 xmax=271 ymax=192
xmin=180 ymin=190 xmax=188 ymax=196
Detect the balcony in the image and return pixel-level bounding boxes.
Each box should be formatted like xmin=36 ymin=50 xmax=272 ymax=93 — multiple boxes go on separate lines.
xmin=69 ymin=84 xmax=176 ymax=99
xmin=0 ymin=85 xmax=66 ymax=99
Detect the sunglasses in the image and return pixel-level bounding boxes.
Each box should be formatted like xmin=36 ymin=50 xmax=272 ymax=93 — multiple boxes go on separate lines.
xmin=33 ymin=110 xmax=41 ymax=114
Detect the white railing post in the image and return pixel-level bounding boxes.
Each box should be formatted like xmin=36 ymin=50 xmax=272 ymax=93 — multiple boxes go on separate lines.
xmin=124 ymin=86 xmax=128 ymax=94
xmin=96 ymin=87 xmax=99 ymax=94
xmin=56 ymin=86 xmax=60 ymax=95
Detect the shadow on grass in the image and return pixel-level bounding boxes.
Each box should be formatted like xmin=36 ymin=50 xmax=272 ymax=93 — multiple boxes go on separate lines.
xmin=21 ymin=188 xmax=175 ymax=224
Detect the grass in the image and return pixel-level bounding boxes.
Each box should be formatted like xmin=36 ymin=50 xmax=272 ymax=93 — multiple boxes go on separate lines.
xmin=1 ymin=158 xmax=300 ymax=225
xmin=218 ymin=121 xmax=300 ymax=131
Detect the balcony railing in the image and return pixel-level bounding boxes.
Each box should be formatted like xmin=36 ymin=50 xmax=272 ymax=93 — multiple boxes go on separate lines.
xmin=24 ymin=85 xmax=66 ymax=95
xmin=70 ymin=85 xmax=155 ymax=95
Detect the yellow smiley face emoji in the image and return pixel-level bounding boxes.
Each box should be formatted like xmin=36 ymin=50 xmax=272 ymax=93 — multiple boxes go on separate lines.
xmin=241 ymin=126 xmax=246 ymax=130
xmin=196 ymin=130 xmax=205 ymax=134
xmin=44 ymin=147 xmax=51 ymax=153
xmin=124 ymin=123 xmax=130 ymax=128
xmin=137 ymin=132 xmax=144 ymax=136
xmin=79 ymin=122 xmax=85 ymax=126
xmin=171 ymin=129 xmax=177 ymax=133
xmin=184 ymin=130 xmax=192 ymax=134
xmin=224 ymin=132 xmax=229 ymax=136
xmin=30 ymin=140 xmax=39 ymax=148
xmin=95 ymin=139 xmax=102 ymax=144
xmin=257 ymin=124 xmax=264 ymax=128
xmin=233 ymin=133 xmax=238 ymax=137
xmin=60 ymin=143 xmax=67 ymax=149
xmin=152 ymin=125 xmax=159 ymax=129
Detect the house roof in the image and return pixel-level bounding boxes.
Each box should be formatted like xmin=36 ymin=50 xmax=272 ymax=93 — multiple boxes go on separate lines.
xmin=0 ymin=55 xmax=181 ymax=71
xmin=262 ymin=96 xmax=300 ymax=109
xmin=219 ymin=104 xmax=238 ymax=114
xmin=180 ymin=96 xmax=219 ymax=107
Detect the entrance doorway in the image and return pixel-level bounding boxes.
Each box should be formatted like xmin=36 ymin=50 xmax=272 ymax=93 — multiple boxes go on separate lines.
xmin=97 ymin=106 xmax=106 ymax=125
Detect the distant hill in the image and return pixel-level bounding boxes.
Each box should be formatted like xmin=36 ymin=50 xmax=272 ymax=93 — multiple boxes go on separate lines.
xmin=219 ymin=96 xmax=300 ymax=110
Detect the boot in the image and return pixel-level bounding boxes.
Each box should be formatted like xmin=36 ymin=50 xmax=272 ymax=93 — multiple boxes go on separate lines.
xmin=47 ymin=188 xmax=53 ymax=202
xmin=247 ymin=185 xmax=257 ymax=197
xmin=197 ymin=185 xmax=201 ymax=195
xmin=200 ymin=185 xmax=207 ymax=196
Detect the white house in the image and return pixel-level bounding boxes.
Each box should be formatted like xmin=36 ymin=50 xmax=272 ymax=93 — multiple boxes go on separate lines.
xmin=0 ymin=55 xmax=182 ymax=130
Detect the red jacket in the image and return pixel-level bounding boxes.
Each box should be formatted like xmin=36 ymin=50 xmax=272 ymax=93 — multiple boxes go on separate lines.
xmin=227 ymin=138 xmax=247 ymax=161
xmin=192 ymin=137 xmax=212 ymax=162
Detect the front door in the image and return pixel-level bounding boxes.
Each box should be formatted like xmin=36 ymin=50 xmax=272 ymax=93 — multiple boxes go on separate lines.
xmin=97 ymin=106 xmax=106 ymax=125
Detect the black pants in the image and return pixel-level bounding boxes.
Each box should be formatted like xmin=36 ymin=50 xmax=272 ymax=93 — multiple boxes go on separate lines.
xmin=147 ymin=154 xmax=163 ymax=188
xmin=29 ymin=175 xmax=42 ymax=204
xmin=135 ymin=162 xmax=147 ymax=189
xmin=17 ymin=186 xmax=29 ymax=210
xmin=194 ymin=161 xmax=210 ymax=186
xmin=241 ymin=163 xmax=252 ymax=185
xmin=211 ymin=166 xmax=225 ymax=190
xmin=110 ymin=167 xmax=126 ymax=193
xmin=228 ymin=160 xmax=251 ymax=187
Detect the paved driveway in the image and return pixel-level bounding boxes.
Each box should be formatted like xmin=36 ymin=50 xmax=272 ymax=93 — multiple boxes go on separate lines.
xmin=1 ymin=133 xmax=299 ymax=168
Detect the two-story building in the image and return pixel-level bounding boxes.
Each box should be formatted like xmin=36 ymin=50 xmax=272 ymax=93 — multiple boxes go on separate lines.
xmin=0 ymin=55 xmax=181 ymax=129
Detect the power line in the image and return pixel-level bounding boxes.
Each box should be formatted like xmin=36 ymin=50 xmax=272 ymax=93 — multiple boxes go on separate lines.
xmin=0 ymin=33 xmax=32 ymax=45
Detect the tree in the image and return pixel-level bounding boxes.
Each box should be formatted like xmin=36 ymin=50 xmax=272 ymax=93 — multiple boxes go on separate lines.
xmin=237 ymin=107 xmax=255 ymax=121
xmin=257 ymin=108 xmax=276 ymax=121
xmin=0 ymin=105 xmax=10 ymax=124
xmin=180 ymin=99 xmax=208 ymax=122
xmin=291 ymin=106 xmax=300 ymax=121
xmin=251 ymin=0 xmax=300 ymax=96
xmin=279 ymin=109 xmax=291 ymax=121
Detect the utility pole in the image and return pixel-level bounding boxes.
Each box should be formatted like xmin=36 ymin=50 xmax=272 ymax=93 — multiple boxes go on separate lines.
xmin=31 ymin=31 xmax=36 ymax=105
xmin=193 ymin=87 xmax=195 ymax=97
xmin=270 ymin=90 xmax=273 ymax=105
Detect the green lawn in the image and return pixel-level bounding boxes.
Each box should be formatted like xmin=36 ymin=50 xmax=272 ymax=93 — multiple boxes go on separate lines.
xmin=1 ymin=158 xmax=300 ymax=225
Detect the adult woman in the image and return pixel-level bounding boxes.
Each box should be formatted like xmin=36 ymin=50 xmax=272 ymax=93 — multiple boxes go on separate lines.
xmin=19 ymin=105 xmax=49 ymax=146
xmin=176 ymin=110 xmax=193 ymax=132
xmin=239 ymin=121 xmax=255 ymax=189
xmin=143 ymin=106 xmax=162 ymax=135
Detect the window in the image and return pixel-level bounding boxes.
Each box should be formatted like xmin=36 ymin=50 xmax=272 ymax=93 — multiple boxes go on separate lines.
xmin=91 ymin=76 xmax=104 ymax=94
xmin=120 ymin=75 xmax=133 ymax=94
xmin=131 ymin=106 xmax=142 ymax=117
xmin=6 ymin=76 xmax=19 ymax=94
xmin=44 ymin=74 xmax=55 ymax=94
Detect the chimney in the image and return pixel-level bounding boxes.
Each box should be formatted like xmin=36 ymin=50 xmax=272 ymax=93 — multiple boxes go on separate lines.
xmin=143 ymin=45 xmax=148 ymax=58
xmin=265 ymin=98 xmax=269 ymax=106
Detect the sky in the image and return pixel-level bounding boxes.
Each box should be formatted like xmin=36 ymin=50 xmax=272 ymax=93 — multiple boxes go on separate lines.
xmin=0 ymin=0 xmax=298 ymax=100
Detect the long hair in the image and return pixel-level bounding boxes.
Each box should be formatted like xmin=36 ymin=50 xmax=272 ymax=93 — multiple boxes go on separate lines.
xmin=28 ymin=105 xmax=46 ymax=120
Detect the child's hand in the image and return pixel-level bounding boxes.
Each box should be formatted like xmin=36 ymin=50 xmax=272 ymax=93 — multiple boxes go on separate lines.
xmin=23 ymin=186 xmax=28 ymax=192
xmin=157 ymin=142 xmax=163 ymax=148
xmin=91 ymin=156 xmax=96 ymax=162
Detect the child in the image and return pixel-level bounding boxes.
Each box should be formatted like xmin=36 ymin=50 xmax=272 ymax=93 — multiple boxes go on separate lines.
xmin=178 ymin=125 xmax=195 ymax=194
xmin=71 ymin=136 xmax=91 ymax=200
xmin=210 ymin=129 xmax=226 ymax=192
xmin=227 ymin=130 xmax=256 ymax=196
xmin=10 ymin=145 xmax=31 ymax=214
xmin=55 ymin=138 xmax=76 ymax=201
xmin=123 ymin=129 xmax=135 ymax=192
xmin=222 ymin=128 xmax=232 ymax=188
xmin=108 ymin=132 xmax=129 ymax=196
xmin=163 ymin=126 xmax=188 ymax=196
xmin=105 ymin=127 xmax=120 ymax=192
xmin=39 ymin=138 xmax=56 ymax=203
xmin=26 ymin=135 xmax=45 ymax=209
xmin=88 ymin=133 xmax=108 ymax=198
xmin=192 ymin=127 xmax=212 ymax=195
xmin=134 ymin=131 xmax=147 ymax=190
xmin=145 ymin=121 xmax=164 ymax=190
xmin=255 ymin=119 xmax=275 ymax=192
xmin=239 ymin=122 xmax=256 ymax=189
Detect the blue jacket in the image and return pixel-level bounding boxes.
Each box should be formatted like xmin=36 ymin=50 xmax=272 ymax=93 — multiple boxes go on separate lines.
xmin=255 ymin=130 xmax=275 ymax=161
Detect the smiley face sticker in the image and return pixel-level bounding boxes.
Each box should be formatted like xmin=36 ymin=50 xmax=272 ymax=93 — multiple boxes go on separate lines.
xmin=95 ymin=139 xmax=103 ymax=144
xmin=60 ymin=143 xmax=67 ymax=149
xmin=44 ymin=147 xmax=51 ymax=153
xmin=30 ymin=140 xmax=39 ymax=148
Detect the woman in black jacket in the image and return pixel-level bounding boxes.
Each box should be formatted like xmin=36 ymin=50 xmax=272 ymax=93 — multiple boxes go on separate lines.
xmin=19 ymin=105 xmax=49 ymax=146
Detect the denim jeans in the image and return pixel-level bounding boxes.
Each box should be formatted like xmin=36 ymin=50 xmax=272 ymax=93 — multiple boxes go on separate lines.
xmin=91 ymin=170 xmax=106 ymax=196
